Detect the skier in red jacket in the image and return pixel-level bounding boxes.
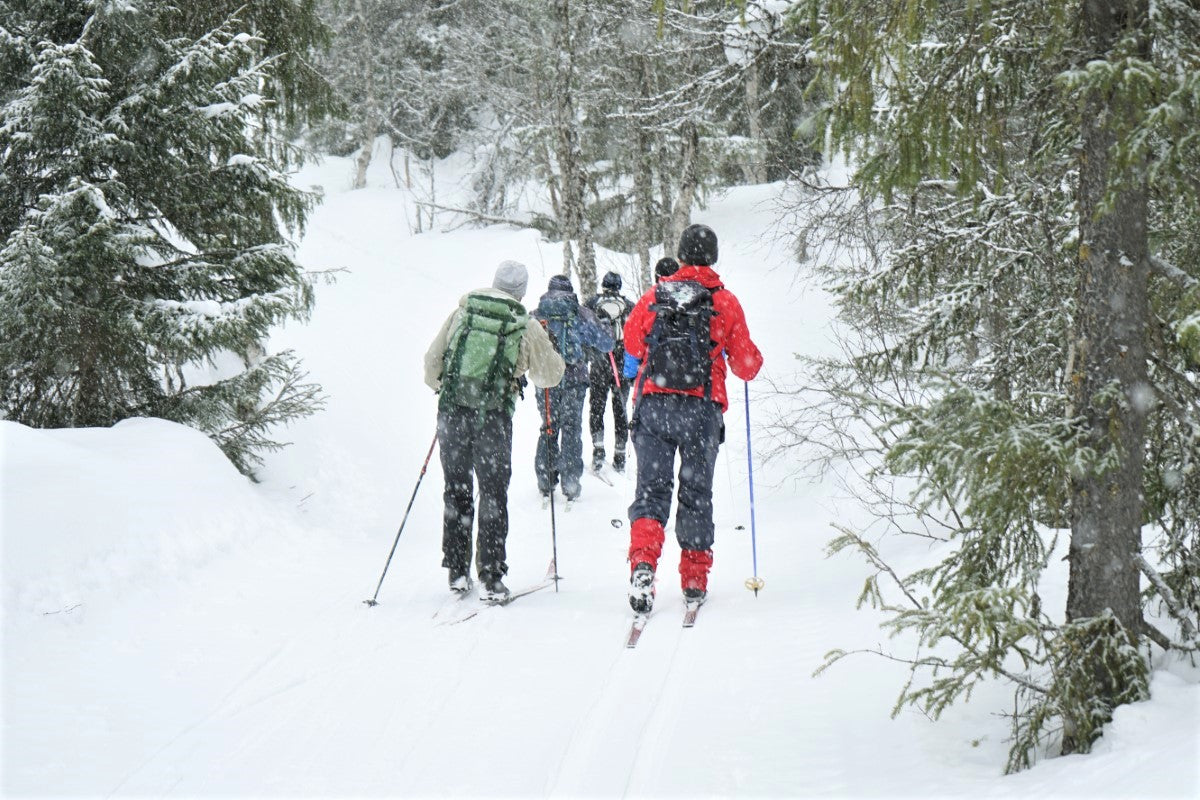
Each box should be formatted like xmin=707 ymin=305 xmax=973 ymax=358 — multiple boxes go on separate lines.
xmin=622 ymin=223 xmax=763 ymax=613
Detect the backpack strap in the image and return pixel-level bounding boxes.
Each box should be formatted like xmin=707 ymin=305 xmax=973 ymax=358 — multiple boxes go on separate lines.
xmin=474 ymin=323 xmax=519 ymax=426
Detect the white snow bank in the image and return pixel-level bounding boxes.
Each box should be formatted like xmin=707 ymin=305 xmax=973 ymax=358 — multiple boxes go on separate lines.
xmin=1 ymin=418 xmax=280 ymax=618
xmin=994 ymin=669 xmax=1200 ymax=797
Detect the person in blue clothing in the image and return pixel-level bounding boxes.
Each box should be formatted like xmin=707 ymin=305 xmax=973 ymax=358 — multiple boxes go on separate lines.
xmin=533 ymin=275 xmax=615 ymax=503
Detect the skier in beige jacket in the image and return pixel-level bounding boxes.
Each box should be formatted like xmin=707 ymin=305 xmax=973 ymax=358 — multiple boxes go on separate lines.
xmin=423 ymin=260 xmax=564 ymax=600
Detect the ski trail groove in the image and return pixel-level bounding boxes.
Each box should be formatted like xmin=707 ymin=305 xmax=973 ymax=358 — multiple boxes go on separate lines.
xmin=621 ymin=609 xmax=686 ymax=798
xmin=542 ymin=621 xmax=631 ymax=795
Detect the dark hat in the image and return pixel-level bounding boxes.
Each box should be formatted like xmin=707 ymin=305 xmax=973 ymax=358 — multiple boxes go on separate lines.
xmin=548 ymin=274 xmax=574 ymax=293
xmin=677 ymin=224 xmax=718 ymax=266
xmin=601 ymin=271 xmax=622 ymax=291
xmin=654 ymin=257 xmax=679 ymax=280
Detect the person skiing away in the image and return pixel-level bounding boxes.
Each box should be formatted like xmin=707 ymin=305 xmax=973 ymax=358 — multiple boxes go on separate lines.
xmin=586 ymin=271 xmax=635 ymax=473
xmin=654 ymin=256 xmax=679 ymax=282
xmin=623 ymin=257 xmax=680 ymax=382
xmin=622 ymin=225 xmax=763 ymax=613
xmin=423 ymin=260 xmax=565 ymax=602
xmin=533 ymin=274 xmax=614 ymax=505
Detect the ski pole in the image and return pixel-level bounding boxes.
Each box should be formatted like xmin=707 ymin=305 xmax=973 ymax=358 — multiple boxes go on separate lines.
xmin=607 ymin=350 xmax=622 ymax=390
xmin=543 ymin=387 xmax=561 ymax=592
xmin=743 ymin=381 xmax=764 ymax=596
xmin=364 ymin=431 xmax=438 ymax=607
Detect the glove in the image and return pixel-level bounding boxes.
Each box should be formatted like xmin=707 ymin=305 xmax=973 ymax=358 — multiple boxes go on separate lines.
xmin=623 ymin=352 xmax=640 ymax=380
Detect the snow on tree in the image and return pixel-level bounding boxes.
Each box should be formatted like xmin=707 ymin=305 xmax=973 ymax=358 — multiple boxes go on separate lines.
xmin=311 ymin=0 xmax=820 ymax=293
xmin=0 ymin=1 xmax=325 ymax=476
xmin=783 ymin=0 xmax=1200 ymax=770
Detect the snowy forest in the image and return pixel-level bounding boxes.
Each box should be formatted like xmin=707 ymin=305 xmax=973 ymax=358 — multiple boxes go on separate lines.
xmin=2 ymin=0 xmax=1198 ymax=797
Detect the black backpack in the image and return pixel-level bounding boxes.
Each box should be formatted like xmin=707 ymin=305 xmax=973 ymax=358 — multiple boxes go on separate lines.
xmin=642 ymin=280 xmax=717 ymax=398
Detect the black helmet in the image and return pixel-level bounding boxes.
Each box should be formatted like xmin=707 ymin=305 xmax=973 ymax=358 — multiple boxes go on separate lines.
xmin=677 ymin=224 xmax=718 ymax=266
xmin=654 ymin=257 xmax=679 ymax=280
xmin=601 ymin=271 xmax=622 ymax=291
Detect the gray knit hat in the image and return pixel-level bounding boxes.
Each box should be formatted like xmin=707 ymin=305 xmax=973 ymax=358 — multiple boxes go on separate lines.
xmin=492 ymin=260 xmax=529 ymax=300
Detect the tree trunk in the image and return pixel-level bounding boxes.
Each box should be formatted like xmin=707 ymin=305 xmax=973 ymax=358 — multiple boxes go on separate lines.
xmin=658 ymin=154 xmax=674 ymax=257
xmin=1064 ymin=0 xmax=1150 ymax=755
xmin=743 ymin=57 xmax=767 ymax=185
xmin=634 ymin=54 xmax=655 ymax=292
xmin=552 ymin=0 xmax=596 ymax=296
xmin=352 ymin=117 xmax=377 ymax=190
xmin=351 ymin=0 xmax=375 ymax=191
xmin=666 ymin=121 xmax=700 ymax=259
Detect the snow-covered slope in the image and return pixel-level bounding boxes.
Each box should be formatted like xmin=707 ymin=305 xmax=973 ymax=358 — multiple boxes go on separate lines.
xmin=3 ymin=148 xmax=1197 ymax=798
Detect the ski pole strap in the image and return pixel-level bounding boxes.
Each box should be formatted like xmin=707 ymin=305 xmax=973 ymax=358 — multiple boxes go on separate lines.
xmin=607 ymin=350 xmax=622 ymax=389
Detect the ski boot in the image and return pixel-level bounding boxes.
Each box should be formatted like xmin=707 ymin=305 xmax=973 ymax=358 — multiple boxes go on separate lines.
xmin=683 ymin=587 xmax=707 ymax=606
xmin=613 ymin=447 xmax=626 ymax=474
xmin=629 ymin=562 xmax=656 ymax=614
xmin=480 ymin=574 xmax=511 ymax=604
xmin=591 ymin=446 xmax=605 ymax=473
xmin=448 ymin=567 xmax=472 ymax=595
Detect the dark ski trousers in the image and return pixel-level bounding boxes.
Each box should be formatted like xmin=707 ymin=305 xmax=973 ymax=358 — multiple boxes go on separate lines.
xmin=535 ymin=380 xmax=587 ymax=498
xmin=438 ymin=405 xmax=512 ymax=579
xmin=628 ymin=393 xmax=723 ymax=551
xmin=588 ymin=354 xmax=629 ymax=449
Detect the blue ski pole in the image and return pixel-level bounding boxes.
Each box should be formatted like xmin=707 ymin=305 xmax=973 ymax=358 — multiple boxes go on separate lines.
xmin=743 ymin=381 xmax=764 ymax=596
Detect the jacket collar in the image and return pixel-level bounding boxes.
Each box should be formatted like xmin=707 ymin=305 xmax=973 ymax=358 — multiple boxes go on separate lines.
xmin=671 ymin=264 xmax=724 ymax=290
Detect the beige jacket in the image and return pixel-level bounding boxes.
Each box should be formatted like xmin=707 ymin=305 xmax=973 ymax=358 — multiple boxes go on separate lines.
xmin=424 ymin=287 xmax=565 ymax=395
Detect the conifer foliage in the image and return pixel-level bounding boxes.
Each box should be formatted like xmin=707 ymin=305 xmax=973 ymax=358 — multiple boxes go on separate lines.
xmin=790 ymin=0 xmax=1200 ymax=770
xmin=0 ymin=1 xmax=323 ymax=476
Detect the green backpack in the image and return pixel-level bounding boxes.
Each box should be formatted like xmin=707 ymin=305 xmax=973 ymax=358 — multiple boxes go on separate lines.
xmin=440 ymin=293 xmax=529 ymax=414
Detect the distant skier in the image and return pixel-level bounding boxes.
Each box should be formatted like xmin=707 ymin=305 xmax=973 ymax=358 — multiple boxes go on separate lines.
xmin=424 ymin=261 xmax=565 ymax=601
xmin=585 ymin=271 xmax=635 ymax=473
xmin=533 ymin=275 xmax=614 ymax=504
xmin=622 ymin=225 xmax=763 ymax=613
xmin=654 ymin=256 xmax=679 ymax=281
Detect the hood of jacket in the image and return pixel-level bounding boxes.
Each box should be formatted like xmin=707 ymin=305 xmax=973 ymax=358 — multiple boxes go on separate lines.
xmin=670 ymin=264 xmax=725 ymax=291
xmin=459 ymin=286 xmax=526 ymax=309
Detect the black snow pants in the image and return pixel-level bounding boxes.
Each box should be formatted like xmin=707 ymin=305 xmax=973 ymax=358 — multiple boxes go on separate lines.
xmin=588 ymin=350 xmax=629 ymax=450
xmin=535 ymin=380 xmax=587 ymax=498
xmin=438 ymin=405 xmax=513 ymax=579
xmin=628 ymin=393 xmax=724 ymax=550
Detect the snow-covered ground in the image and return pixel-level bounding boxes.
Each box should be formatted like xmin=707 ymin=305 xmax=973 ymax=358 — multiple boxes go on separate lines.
xmin=3 ymin=146 xmax=1197 ymax=797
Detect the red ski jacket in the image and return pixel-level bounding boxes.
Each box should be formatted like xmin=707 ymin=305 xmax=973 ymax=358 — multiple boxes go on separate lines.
xmin=623 ymin=264 xmax=763 ymax=412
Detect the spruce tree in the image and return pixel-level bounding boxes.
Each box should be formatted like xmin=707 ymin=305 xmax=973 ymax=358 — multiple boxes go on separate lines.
xmin=0 ymin=1 xmax=323 ymax=476
xmin=789 ymin=0 xmax=1200 ymax=769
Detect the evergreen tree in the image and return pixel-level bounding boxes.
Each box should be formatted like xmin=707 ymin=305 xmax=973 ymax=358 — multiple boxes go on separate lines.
xmin=788 ymin=0 xmax=1200 ymax=769
xmin=162 ymin=0 xmax=335 ymax=129
xmin=0 ymin=1 xmax=323 ymax=477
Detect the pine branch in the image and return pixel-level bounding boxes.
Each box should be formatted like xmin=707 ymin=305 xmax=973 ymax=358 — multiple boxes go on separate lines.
xmin=829 ymin=524 xmax=1049 ymax=695
xmin=1134 ymin=552 xmax=1200 ymax=644
xmin=1148 ymin=255 xmax=1199 ymax=291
